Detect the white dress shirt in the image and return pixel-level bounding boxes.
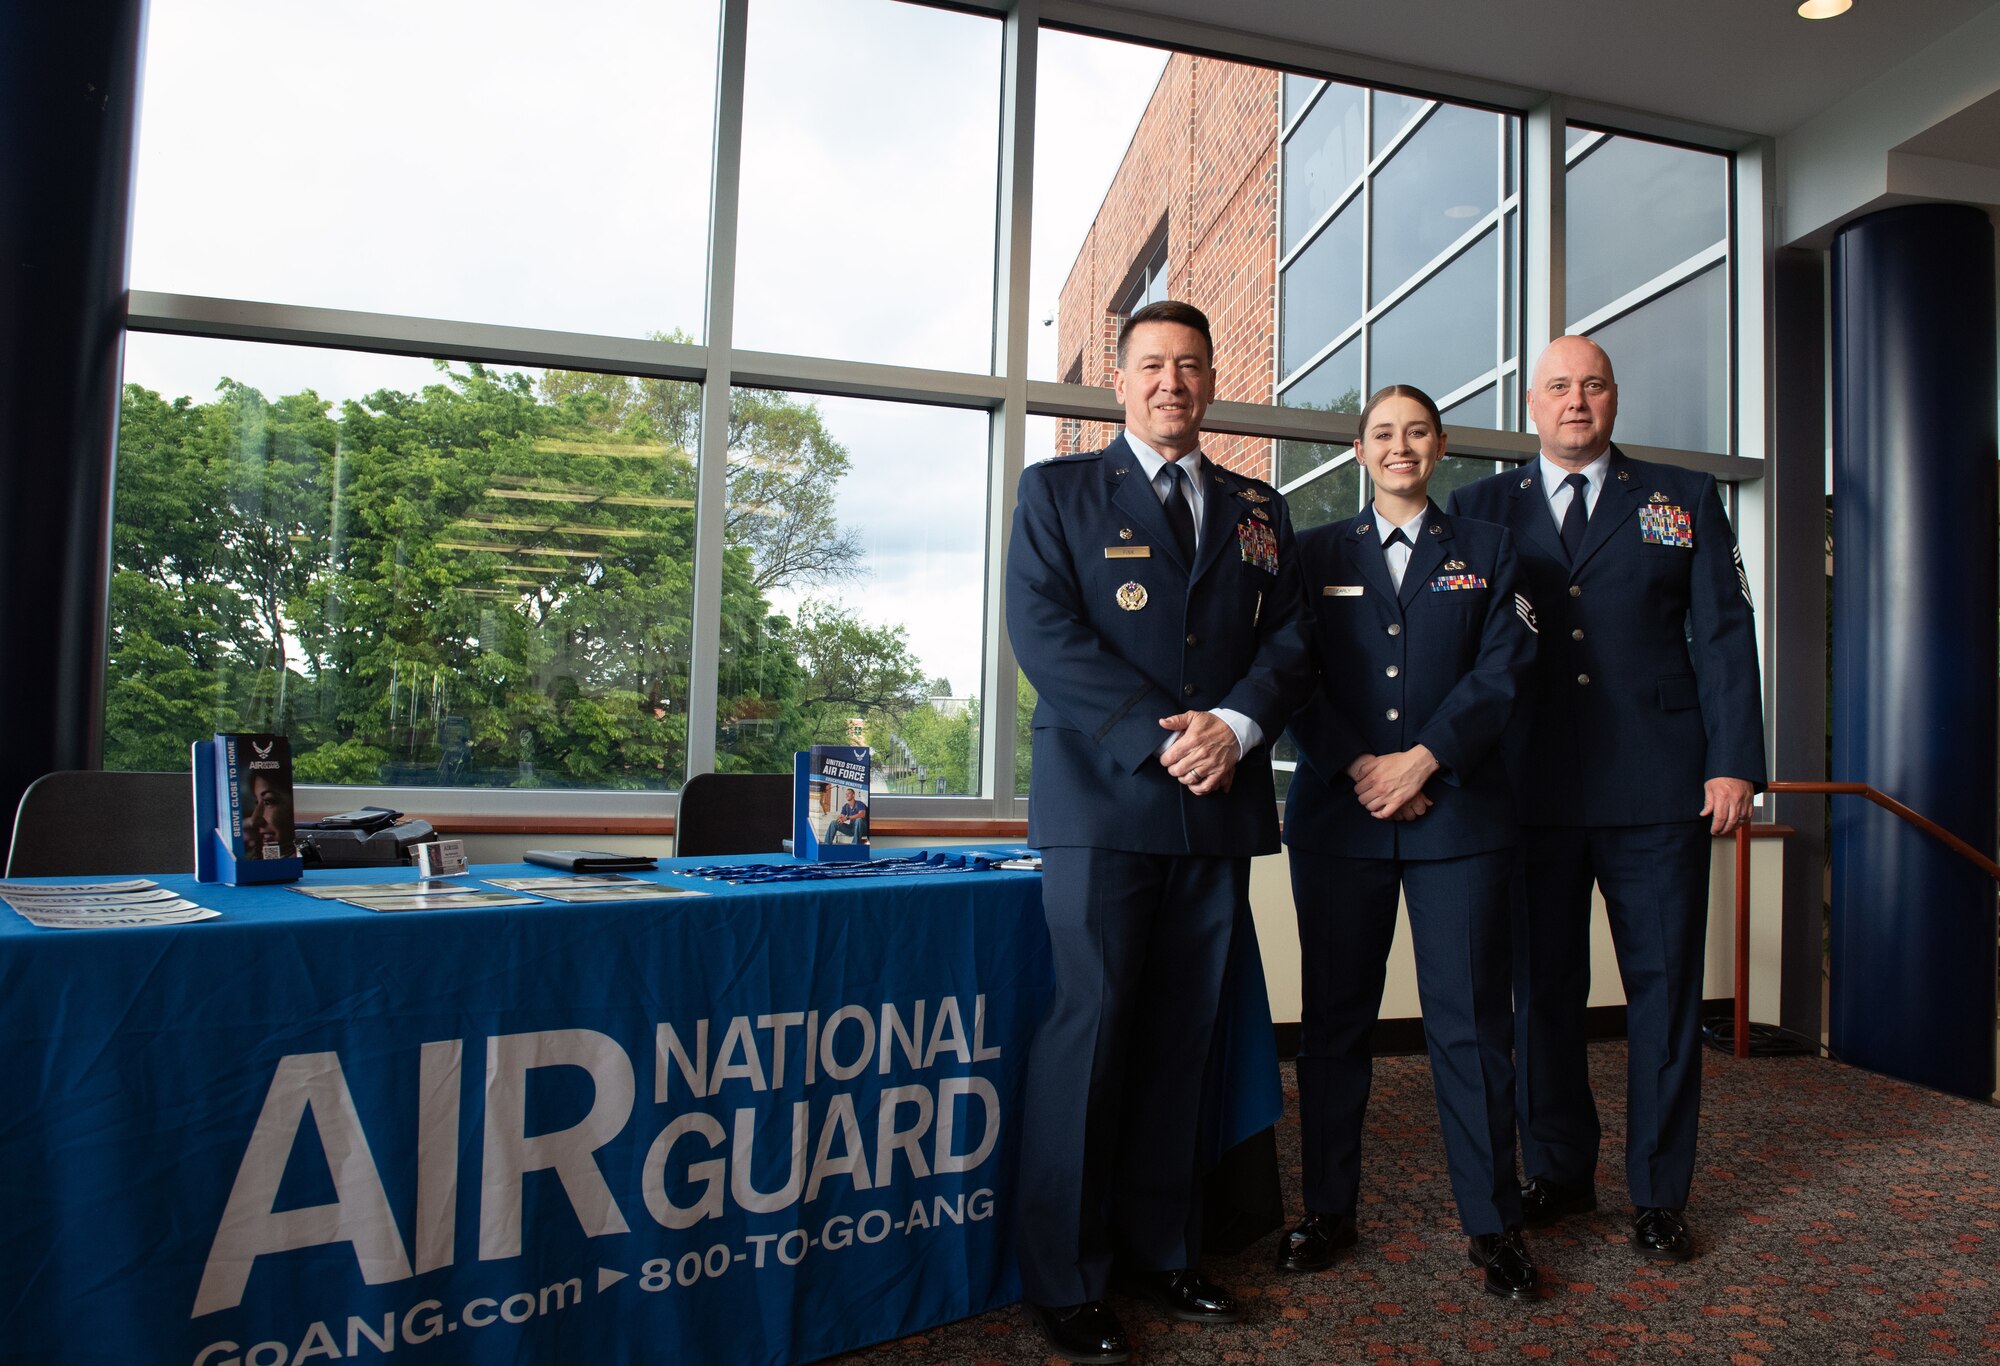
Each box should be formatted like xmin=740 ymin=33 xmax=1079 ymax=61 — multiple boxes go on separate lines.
xmin=1372 ymin=504 xmax=1426 ymax=592
xmin=1122 ymin=431 xmax=1209 ymax=539
xmin=1538 ymin=450 xmax=1610 ymax=535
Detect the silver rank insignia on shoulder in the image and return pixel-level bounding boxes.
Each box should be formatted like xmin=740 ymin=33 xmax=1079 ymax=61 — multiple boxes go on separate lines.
xmin=1650 ymin=491 xmax=1670 ymax=503
xmin=1617 ymin=469 xmax=1631 ymax=481
xmin=1119 ymin=527 xmax=1133 ymax=540
xmin=1114 ymin=467 xmax=1130 ymax=477
xmin=1116 ymin=581 xmax=1148 ymax=611
xmin=1443 ymin=559 xmax=1467 ymax=571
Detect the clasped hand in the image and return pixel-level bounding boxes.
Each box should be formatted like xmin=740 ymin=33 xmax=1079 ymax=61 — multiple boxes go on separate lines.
xmin=1347 ymin=746 xmax=1439 ymax=821
xmin=1159 ymin=711 xmax=1238 ymax=797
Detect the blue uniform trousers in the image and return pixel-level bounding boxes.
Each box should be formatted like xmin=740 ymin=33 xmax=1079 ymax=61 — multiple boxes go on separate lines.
xmin=1515 ymin=820 xmax=1711 ymax=1209
xmin=1292 ymin=846 xmax=1519 ymax=1234
xmin=1014 ymin=846 xmax=1243 ymax=1305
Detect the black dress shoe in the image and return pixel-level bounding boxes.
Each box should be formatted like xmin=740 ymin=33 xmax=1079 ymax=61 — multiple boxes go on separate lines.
xmin=1024 ymin=1300 xmax=1131 ymax=1363
xmin=1519 ymin=1174 xmax=1597 ymax=1227
xmin=1121 ymin=1267 xmax=1243 ymax=1323
xmin=1467 ymin=1228 xmax=1541 ymax=1300
xmin=1631 ymin=1206 xmax=1694 ymax=1262
xmin=1278 ymin=1210 xmax=1358 ymax=1272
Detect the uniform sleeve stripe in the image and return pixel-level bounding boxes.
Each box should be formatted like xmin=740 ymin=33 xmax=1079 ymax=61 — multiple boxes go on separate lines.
xmin=1513 ymin=592 xmax=1538 ymax=634
xmin=1732 ymin=544 xmax=1755 ymax=608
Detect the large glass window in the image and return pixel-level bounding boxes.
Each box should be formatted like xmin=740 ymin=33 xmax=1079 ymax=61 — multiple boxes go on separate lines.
xmin=1281 ymin=204 xmax=1363 ymax=375
xmin=1282 ymin=81 xmax=1365 ymax=255
xmin=110 ymin=2 xmax=1751 ymax=817
xmin=1280 ymin=447 xmax=1364 ymax=535
xmin=718 ymin=394 xmax=988 ymax=793
xmin=111 ymin=335 xmax=699 ymax=789
xmin=1372 ymin=90 xmax=1428 ymax=156
xmin=130 ymin=0 xmax=719 ymax=340
xmin=1278 ymin=81 xmax=1517 ymax=417
xmin=736 ymin=0 xmax=1001 ymax=371
xmin=1369 ymin=230 xmax=1500 ymax=406
xmin=1586 ymin=264 xmax=1730 ymax=455
xmin=1565 ymin=129 xmax=1730 ymax=453
xmin=1423 ymin=453 xmax=1503 ymax=506
xmin=1030 ymin=31 xmax=1171 ymax=385
xmin=1051 ymin=47 xmax=1521 ymax=480
xmin=1566 ymin=133 xmax=1728 ymax=322
xmin=1032 ymin=38 xmax=1280 ymax=422
xmin=1369 ymin=104 xmax=1498 ymax=302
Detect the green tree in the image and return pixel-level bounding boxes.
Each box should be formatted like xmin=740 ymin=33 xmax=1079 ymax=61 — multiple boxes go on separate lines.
xmin=539 ymin=335 xmax=863 ymax=592
xmin=878 ymin=684 xmax=979 ymax=795
xmin=105 ymin=381 xmax=339 ymax=767
xmin=789 ymin=598 xmax=929 ymax=745
xmin=105 ymin=354 xmax=946 ymax=792
xmin=1015 ymin=670 xmax=1037 ymax=795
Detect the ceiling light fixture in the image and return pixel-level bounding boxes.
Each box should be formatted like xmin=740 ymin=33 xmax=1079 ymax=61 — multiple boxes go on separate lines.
xmin=1798 ymin=0 xmax=1852 ymax=18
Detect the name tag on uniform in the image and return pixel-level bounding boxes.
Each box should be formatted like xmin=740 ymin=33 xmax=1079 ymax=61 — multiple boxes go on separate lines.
xmin=1323 ymin=585 xmax=1364 ymax=597
xmin=1104 ymin=546 xmax=1151 ymax=559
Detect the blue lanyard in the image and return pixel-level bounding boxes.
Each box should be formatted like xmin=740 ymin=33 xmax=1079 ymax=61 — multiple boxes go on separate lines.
xmin=675 ymin=850 xmax=1030 ymax=884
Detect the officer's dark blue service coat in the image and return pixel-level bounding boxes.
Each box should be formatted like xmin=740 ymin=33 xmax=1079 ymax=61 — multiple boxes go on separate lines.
xmin=1006 ymin=436 xmax=1315 ymax=855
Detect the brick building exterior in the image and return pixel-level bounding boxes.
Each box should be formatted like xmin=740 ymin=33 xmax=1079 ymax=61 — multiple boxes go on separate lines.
xmin=1055 ymin=55 xmax=1284 ymax=481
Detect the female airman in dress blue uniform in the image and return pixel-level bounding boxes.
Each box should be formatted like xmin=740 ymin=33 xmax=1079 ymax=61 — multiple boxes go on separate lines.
xmin=1277 ymin=385 xmax=1544 ymax=1298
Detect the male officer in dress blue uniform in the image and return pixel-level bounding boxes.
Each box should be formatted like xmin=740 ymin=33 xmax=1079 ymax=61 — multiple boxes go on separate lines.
xmin=1006 ymin=300 xmax=1314 ymax=1362
xmin=1446 ymin=336 xmax=1765 ymax=1262
xmin=1278 ymin=384 xmax=1540 ymax=1298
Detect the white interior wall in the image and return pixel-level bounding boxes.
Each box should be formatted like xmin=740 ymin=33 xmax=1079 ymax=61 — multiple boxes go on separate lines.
xmin=1252 ymin=841 xmax=1785 ymax=1026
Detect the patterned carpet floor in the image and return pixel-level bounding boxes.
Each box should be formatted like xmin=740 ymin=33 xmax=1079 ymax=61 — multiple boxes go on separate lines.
xmin=844 ymin=1042 xmax=2000 ymax=1363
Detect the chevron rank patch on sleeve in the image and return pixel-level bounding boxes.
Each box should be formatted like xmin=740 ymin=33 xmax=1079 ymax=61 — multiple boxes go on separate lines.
xmin=1514 ymin=592 xmax=1537 ymax=634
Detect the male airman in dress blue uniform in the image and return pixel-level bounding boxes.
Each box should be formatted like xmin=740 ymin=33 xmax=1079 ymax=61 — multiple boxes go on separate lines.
xmin=1446 ymin=337 xmax=1765 ymax=1263
xmin=1278 ymin=385 xmax=1541 ymax=1298
xmin=1006 ymin=301 xmax=1314 ymax=1362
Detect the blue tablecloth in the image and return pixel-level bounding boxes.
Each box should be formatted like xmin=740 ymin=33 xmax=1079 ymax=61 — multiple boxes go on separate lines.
xmin=0 ymin=856 xmax=1280 ymax=1366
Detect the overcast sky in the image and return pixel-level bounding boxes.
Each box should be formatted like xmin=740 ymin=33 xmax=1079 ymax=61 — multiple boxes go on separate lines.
xmin=126 ymin=0 xmax=1165 ymax=704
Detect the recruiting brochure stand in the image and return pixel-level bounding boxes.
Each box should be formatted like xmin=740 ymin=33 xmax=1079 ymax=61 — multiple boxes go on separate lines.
xmin=790 ymin=746 xmax=871 ymax=862
xmin=193 ymin=734 xmax=303 ymax=885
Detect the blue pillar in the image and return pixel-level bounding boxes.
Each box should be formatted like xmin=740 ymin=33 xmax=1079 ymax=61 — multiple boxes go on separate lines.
xmin=1829 ymin=203 xmax=1997 ymax=1099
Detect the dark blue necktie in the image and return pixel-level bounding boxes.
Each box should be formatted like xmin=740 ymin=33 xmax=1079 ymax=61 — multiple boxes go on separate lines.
xmin=1559 ymin=472 xmax=1590 ymax=561
xmin=1158 ymin=462 xmax=1197 ymax=563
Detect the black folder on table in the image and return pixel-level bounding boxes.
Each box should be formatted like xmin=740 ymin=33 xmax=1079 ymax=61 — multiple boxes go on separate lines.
xmin=523 ymin=850 xmax=659 ymax=873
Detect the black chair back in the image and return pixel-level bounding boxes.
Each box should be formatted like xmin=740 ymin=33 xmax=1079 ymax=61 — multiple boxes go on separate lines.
xmin=7 ymin=770 xmax=195 ymax=876
xmin=675 ymin=772 xmax=794 ymax=857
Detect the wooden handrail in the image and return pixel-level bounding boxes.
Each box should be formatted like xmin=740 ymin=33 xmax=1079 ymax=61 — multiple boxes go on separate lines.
xmin=1764 ymin=780 xmax=2000 ymax=880
xmin=1732 ymin=781 xmax=2000 ymax=1059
